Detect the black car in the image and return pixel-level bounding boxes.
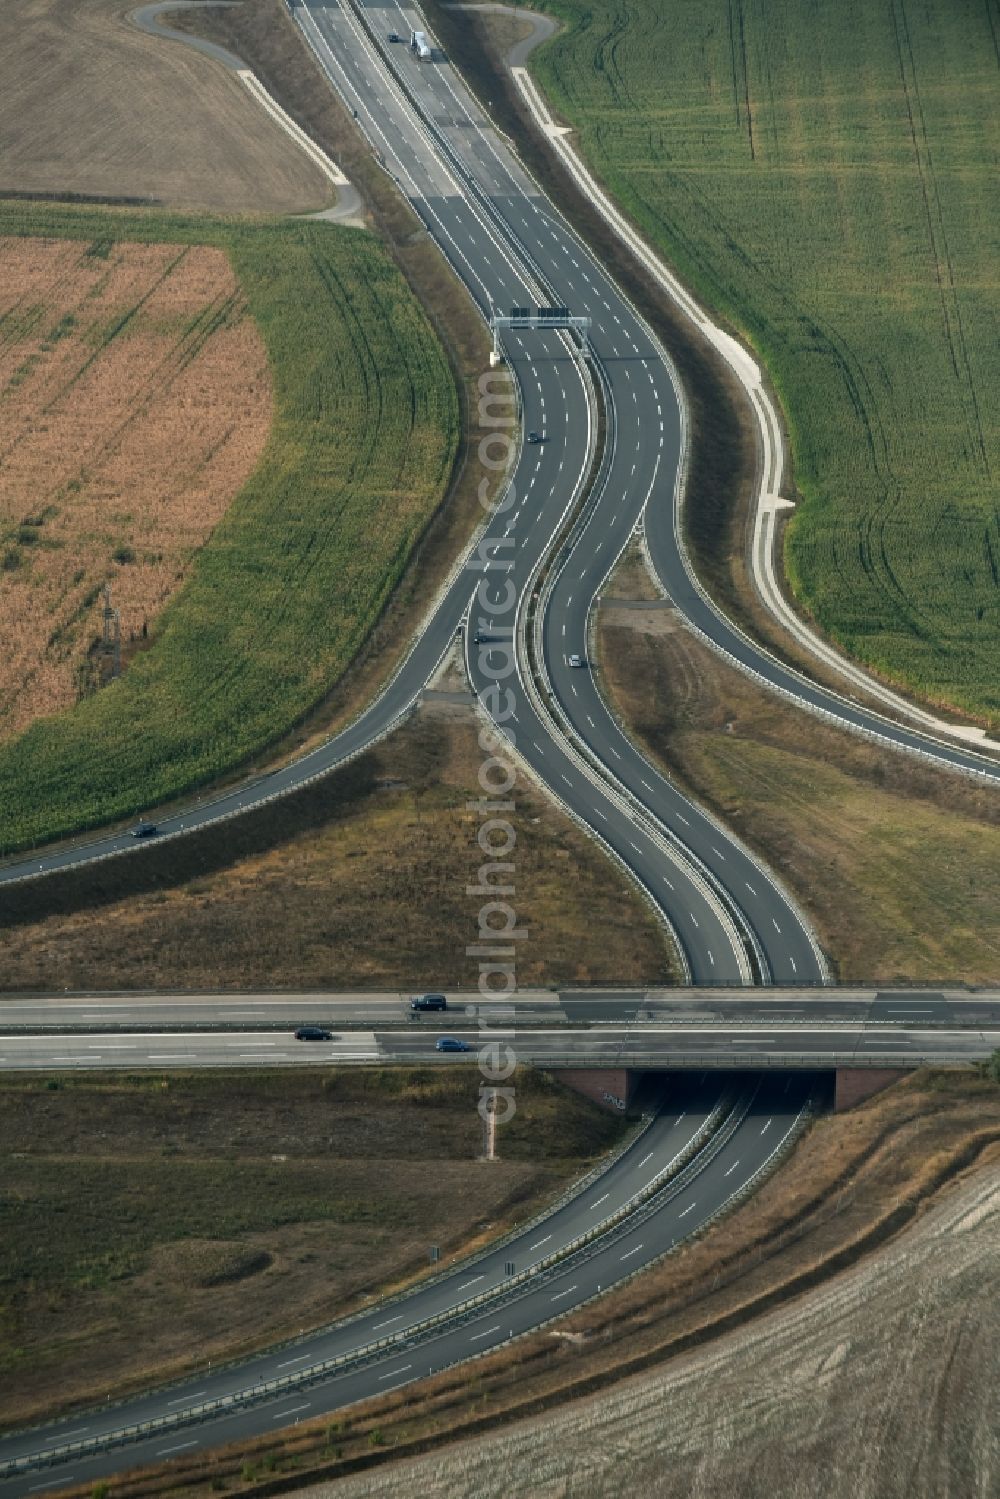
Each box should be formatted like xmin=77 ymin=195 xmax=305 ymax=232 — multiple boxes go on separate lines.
xmin=527 ymin=431 xmax=544 ymax=444
xmin=129 ymin=822 xmax=160 ymax=838
xmin=410 ymin=993 xmax=448 ymax=1012
xmin=295 ymin=1026 xmax=333 ymax=1041
xmin=388 ymin=31 xmax=400 ymax=41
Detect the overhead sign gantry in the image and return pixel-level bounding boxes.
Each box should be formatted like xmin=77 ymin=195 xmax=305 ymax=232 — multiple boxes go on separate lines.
xmin=489 ymin=306 xmax=592 ymax=365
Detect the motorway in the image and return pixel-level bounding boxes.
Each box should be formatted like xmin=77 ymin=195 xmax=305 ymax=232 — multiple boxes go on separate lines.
xmin=1 ymin=12 xmax=996 ymax=1492
xmin=0 ymin=1021 xmax=996 ymax=1070
xmin=0 ymin=0 xmax=994 ymax=983
xmin=0 ymin=1073 xmax=817 ymax=1494
xmin=3 ymin=986 xmax=999 ymax=1031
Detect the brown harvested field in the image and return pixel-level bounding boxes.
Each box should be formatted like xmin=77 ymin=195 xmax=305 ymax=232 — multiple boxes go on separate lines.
xmin=81 ymin=1070 xmax=1000 ymax=1498
xmin=0 ymin=235 xmax=270 ymax=740
xmin=0 ymin=0 xmax=330 ymax=213
xmin=595 ymin=547 xmax=1000 ymax=983
xmin=311 ymin=1142 xmax=1000 ymax=1499
xmin=0 ymin=1066 xmax=627 ymax=1428
xmin=0 ymin=699 xmax=677 ymax=990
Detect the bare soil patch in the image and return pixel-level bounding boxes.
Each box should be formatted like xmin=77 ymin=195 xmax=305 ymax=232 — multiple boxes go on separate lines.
xmin=0 ymin=235 xmax=270 ymax=740
xmin=0 ymin=0 xmax=330 ymax=213
xmin=0 ymin=700 xmax=676 ymax=990
xmin=0 ymin=1067 xmax=626 ymax=1428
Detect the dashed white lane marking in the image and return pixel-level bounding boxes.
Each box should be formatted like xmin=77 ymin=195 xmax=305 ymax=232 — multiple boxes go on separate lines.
xmin=676 ymin=813 xmax=690 ymax=826
xmin=746 ymin=882 xmax=757 ymax=896
xmin=277 ymin=1354 xmax=311 ymax=1368
xmin=561 ymin=775 xmax=573 ymax=787
xmin=371 ymin=1316 xmax=403 ymax=1332
xmin=724 ymin=1160 xmax=740 ymax=1177
xmin=529 ymin=1234 xmax=552 ymax=1251
xmin=378 ymin=1365 xmax=412 ymax=1381
xmin=760 ymin=1119 xmax=772 ymax=1134
xmin=678 ymin=1203 xmax=696 ymax=1218
xmin=157 ymin=1440 xmax=199 ymax=1456
xmin=662 ymin=876 xmax=674 ymax=889
xmin=620 ymin=1243 xmax=644 ymax=1261
xmin=272 ymin=1403 xmax=310 ymax=1420
xmin=637 ymin=1151 xmax=654 ymax=1167
xmin=551 ymin=1284 xmax=578 ymax=1301
xmin=470 ymin=1324 xmax=502 ymax=1342
xmin=690 ymin=913 xmax=699 ymax=928
xmin=458 ymin=1275 xmax=484 ymax=1290
xmin=772 ymin=918 xmax=782 ymax=933
xmin=712 ymin=847 xmax=726 ymax=860
xmin=590 ymin=1193 xmax=610 ymax=1210
xmin=630 ymin=842 xmax=642 ymax=853
xmin=708 ymin=950 xmax=715 ymax=965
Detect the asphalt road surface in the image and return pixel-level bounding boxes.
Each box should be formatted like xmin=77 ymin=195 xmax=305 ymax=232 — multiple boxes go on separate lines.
xmin=2 ymin=988 xmax=998 ymax=1032
xmin=0 ymin=1074 xmax=819 ymax=1494
xmin=4 ymin=0 xmax=996 ymax=984
xmin=0 ymin=1024 xmax=995 ymax=1071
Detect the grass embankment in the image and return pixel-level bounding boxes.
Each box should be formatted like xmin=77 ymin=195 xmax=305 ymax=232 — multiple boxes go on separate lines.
xmin=0 ymin=1066 xmax=627 ymax=1428
xmin=0 ymin=200 xmax=458 ymax=853
xmin=0 ymin=701 xmax=676 ymax=989
xmin=596 ymin=552 xmax=999 ymax=981
xmin=67 ymin=1070 xmax=1000 ymax=1498
xmin=526 ymin=0 xmax=1000 ymax=724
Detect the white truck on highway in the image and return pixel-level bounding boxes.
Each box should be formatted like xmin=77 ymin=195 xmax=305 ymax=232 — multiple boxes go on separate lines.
xmin=410 ymin=28 xmax=432 ymax=60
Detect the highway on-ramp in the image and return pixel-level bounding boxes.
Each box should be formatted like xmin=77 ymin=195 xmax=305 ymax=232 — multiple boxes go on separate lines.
xmin=2 ymin=0 xmax=997 ymax=989
xmin=0 ymin=1073 xmax=818 ymax=1494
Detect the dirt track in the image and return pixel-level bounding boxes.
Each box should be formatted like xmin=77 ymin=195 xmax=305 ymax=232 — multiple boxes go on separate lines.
xmin=0 ymin=0 xmax=329 ymax=212
xmin=305 ymin=1160 xmax=1000 ymax=1498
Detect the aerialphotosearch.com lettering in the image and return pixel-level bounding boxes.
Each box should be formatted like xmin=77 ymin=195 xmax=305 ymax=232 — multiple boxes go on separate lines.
xmin=468 ymin=367 xmax=521 ymax=1131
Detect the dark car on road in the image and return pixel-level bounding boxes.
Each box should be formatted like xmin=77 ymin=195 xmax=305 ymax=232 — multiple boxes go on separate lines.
xmin=435 ymin=1036 xmax=471 ymax=1052
xmin=527 ymin=430 xmax=545 ymax=444
xmin=129 ymin=822 xmax=160 ymax=838
xmin=388 ymin=31 xmax=400 ymax=41
xmin=295 ymin=1026 xmax=333 ymax=1041
xmin=411 ymin=993 xmax=448 ymax=1012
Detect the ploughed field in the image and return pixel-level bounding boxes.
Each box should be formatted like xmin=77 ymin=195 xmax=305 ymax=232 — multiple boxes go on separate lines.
xmin=0 ymin=201 xmax=458 ymax=853
xmin=531 ymin=0 xmax=1000 ymax=723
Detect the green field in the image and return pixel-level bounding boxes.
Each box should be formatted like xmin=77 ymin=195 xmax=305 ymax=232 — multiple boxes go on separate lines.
xmin=0 ymin=201 xmax=458 ymax=852
xmin=530 ymin=0 xmax=1000 ymax=722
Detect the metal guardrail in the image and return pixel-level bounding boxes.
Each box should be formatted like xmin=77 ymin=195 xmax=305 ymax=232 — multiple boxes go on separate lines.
xmin=0 ymin=1092 xmax=746 ymax=1478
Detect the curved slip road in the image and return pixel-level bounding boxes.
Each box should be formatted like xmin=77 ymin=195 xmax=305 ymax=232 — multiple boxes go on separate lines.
xmin=1 ymin=0 xmax=996 ymax=987
xmin=0 ymin=0 xmax=825 ymax=987
xmin=0 ymin=1079 xmax=728 ymax=1471
xmin=0 ymin=1073 xmax=821 ymax=1493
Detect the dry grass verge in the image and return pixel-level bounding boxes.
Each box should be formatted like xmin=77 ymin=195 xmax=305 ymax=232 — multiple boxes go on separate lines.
xmin=0 ymin=0 xmax=329 ymax=213
xmin=0 ymin=1066 xmax=627 ymax=1428
xmin=0 ymin=700 xmax=675 ymax=990
xmin=56 ymin=1070 xmax=1000 ymax=1497
xmin=595 ymin=550 xmax=1000 ymax=982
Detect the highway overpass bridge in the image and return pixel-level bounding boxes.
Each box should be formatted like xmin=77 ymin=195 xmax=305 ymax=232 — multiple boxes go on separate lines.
xmin=2 ymin=986 xmax=997 ymax=1112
